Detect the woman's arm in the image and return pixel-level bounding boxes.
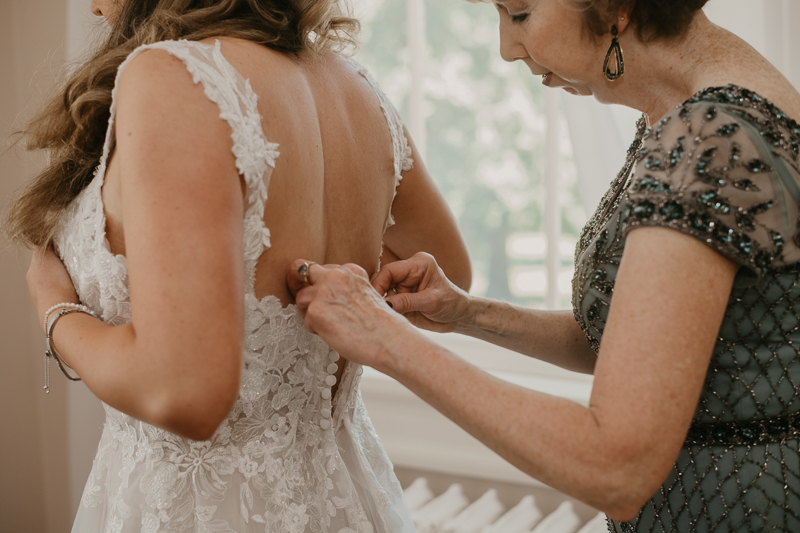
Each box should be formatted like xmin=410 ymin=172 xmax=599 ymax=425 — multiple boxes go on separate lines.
xmin=377 ymin=133 xmax=593 ymax=371
xmin=371 ymin=252 xmax=596 ymax=373
xmin=27 ymin=50 xmax=245 ymax=441
xmin=290 ymin=226 xmax=738 ymax=519
xmin=460 ymin=300 xmax=596 ymax=373
xmin=380 ymin=129 xmax=472 ymax=291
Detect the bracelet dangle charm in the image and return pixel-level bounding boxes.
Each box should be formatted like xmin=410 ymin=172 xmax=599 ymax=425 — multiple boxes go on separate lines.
xmin=43 ymin=303 xmax=97 ymax=394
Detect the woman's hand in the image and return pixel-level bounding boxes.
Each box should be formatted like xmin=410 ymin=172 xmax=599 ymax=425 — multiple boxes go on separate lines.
xmin=371 ymin=252 xmax=473 ymax=333
xmin=27 ymin=246 xmax=80 ymax=331
xmin=287 ymin=259 xmax=422 ymax=374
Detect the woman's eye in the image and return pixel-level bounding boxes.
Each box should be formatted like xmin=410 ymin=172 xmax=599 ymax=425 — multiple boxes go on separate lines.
xmin=511 ymin=13 xmax=529 ymax=23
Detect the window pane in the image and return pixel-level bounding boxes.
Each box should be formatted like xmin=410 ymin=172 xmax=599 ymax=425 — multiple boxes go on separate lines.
xmin=353 ymin=0 xmax=586 ymax=309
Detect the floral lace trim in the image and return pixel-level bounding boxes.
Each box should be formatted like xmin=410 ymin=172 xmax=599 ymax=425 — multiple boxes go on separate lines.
xmin=344 ymin=57 xmax=413 ymax=232
xmin=145 ymin=40 xmax=280 ymax=292
xmin=60 ymin=39 xmax=411 ymax=533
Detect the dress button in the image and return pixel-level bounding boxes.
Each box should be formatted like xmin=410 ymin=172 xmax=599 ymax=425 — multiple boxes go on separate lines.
xmin=329 ymin=352 xmax=340 ymax=362
xmin=327 ymin=363 xmax=339 ymax=374
xmin=325 ymin=375 xmax=337 ymax=387
xmin=321 ymin=388 xmax=332 ymax=400
xmin=319 ymin=418 xmax=331 ymax=430
xmin=320 ymin=408 xmax=331 ymax=419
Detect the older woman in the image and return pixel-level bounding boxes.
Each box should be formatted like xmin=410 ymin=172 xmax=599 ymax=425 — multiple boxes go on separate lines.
xmin=288 ymin=0 xmax=800 ymax=531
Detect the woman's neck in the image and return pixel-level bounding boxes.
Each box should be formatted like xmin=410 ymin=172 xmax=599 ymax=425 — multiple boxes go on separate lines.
xmin=609 ymin=13 xmax=739 ymax=126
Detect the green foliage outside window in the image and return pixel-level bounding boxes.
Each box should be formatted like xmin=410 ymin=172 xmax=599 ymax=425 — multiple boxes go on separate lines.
xmin=354 ymin=0 xmax=587 ymax=308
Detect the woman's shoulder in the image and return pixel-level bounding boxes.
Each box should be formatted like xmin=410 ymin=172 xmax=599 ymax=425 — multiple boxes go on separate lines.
xmin=636 ymin=85 xmax=799 ymax=182
xmin=623 ymin=85 xmax=800 ymax=277
xmin=652 ymin=85 xmax=800 ymax=148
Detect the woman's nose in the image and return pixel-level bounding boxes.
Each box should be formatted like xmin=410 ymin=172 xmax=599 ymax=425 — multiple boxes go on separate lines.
xmin=498 ymin=24 xmax=525 ymax=63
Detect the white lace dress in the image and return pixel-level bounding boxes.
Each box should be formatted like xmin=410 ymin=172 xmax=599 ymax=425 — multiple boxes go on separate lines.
xmin=54 ymin=39 xmax=416 ymax=533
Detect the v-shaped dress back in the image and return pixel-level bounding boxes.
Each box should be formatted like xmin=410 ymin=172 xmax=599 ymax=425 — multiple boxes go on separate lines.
xmin=55 ymin=39 xmax=415 ymax=533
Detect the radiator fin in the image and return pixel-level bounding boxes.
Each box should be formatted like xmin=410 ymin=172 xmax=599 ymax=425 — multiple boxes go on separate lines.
xmin=404 ymin=478 xmax=608 ymax=533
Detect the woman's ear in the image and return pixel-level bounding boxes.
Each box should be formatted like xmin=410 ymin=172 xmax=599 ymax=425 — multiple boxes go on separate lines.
xmin=614 ymin=6 xmax=633 ymax=34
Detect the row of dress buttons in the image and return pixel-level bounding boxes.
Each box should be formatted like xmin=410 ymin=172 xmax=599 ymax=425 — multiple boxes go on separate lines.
xmin=320 ymin=350 xmax=340 ymax=430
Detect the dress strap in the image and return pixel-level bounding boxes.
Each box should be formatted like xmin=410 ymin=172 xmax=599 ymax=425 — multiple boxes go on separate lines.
xmin=103 ymin=39 xmax=279 ymax=292
xmin=344 ymin=57 xmax=413 ymax=232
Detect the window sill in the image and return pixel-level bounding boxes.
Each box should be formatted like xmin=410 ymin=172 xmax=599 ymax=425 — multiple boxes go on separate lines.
xmin=360 ymin=330 xmax=593 ymax=487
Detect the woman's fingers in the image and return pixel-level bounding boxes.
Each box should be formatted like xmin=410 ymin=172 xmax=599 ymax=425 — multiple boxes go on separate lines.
xmin=294 ymin=286 xmax=319 ymax=333
xmin=287 ymin=259 xmax=324 ymax=297
xmin=342 ymin=263 xmax=368 ymax=279
xmin=372 ymin=258 xmax=421 ymax=296
xmin=288 ymin=260 xmax=371 ymax=299
xmin=383 ymin=291 xmax=416 ymax=314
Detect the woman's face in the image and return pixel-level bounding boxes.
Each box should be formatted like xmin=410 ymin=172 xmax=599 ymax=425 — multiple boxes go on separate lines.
xmin=91 ymin=0 xmax=125 ymax=25
xmin=494 ymin=0 xmax=616 ymax=100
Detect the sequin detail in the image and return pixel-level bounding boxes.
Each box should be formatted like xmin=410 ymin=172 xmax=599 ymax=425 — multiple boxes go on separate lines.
xmin=572 ymin=85 xmax=800 ymax=532
xmin=686 ymin=412 xmax=800 ymax=446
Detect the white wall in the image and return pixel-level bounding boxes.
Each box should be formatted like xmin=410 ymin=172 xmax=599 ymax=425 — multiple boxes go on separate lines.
xmin=566 ymin=0 xmax=800 ymax=215
xmin=705 ymin=0 xmax=800 ymax=90
xmin=0 ymin=1 xmax=74 ymax=531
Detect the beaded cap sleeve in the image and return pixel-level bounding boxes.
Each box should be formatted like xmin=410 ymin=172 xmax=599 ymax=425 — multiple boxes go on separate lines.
xmin=570 ymin=86 xmax=800 ymax=532
xmin=621 ymin=86 xmax=800 ymax=278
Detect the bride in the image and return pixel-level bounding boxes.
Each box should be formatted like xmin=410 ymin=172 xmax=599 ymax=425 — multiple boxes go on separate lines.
xmin=11 ymin=0 xmax=470 ymax=530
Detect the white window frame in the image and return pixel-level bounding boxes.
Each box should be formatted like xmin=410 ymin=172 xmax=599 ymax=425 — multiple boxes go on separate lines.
xmin=359 ymin=0 xmax=592 ymax=486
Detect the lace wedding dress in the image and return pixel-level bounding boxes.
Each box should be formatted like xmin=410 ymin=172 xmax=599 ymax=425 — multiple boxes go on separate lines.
xmin=54 ymin=39 xmax=416 ymax=533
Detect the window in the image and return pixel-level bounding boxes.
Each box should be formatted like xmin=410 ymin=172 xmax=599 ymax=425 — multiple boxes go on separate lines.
xmin=351 ymin=0 xmax=595 ymax=420
xmin=353 ymin=0 xmax=586 ymax=311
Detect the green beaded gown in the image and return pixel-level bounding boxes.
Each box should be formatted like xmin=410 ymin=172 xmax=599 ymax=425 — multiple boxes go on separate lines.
xmin=572 ymin=86 xmax=800 ymax=532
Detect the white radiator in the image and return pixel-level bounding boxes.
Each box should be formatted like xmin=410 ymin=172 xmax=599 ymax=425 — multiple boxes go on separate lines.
xmin=403 ymin=477 xmax=608 ymax=533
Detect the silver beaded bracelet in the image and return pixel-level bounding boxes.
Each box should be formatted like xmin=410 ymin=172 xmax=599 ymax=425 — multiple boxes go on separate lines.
xmin=43 ymin=302 xmax=89 ymax=332
xmin=43 ymin=304 xmax=97 ymax=394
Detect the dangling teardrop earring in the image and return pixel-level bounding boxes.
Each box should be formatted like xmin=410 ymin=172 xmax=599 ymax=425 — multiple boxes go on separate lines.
xmin=603 ymin=24 xmax=625 ymax=81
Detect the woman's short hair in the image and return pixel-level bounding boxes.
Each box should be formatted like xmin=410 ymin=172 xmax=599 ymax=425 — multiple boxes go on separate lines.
xmin=576 ymin=0 xmax=711 ymax=41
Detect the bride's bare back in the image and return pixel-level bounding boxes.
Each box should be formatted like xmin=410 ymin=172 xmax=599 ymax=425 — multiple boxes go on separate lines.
xmin=46 ymin=36 xmax=467 ymax=529
xmin=96 ymin=38 xmax=469 ymax=406
xmin=230 ymin=39 xmax=400 ymax=303
xmin=103 ymin=37 xmax=467 ymax=306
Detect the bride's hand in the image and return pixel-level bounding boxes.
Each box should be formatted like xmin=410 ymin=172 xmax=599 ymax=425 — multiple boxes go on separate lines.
xmin=371 ymin=252 xmax=472 ymax=333
xmin=27 ymin=246 xmax=80 ymax=331
xmin=287 ymin=259 xmax=419 ymax=373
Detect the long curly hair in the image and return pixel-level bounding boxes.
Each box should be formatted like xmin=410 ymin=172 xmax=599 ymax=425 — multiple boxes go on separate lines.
xmin=6 ymin=0 xmax=358 ymax=248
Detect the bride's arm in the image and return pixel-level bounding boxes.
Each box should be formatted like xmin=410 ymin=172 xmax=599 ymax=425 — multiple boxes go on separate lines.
xmin=27 ymin=50 xmax=245 ymax=441
xmin=380 ymin=128 xmax=472 ymax=291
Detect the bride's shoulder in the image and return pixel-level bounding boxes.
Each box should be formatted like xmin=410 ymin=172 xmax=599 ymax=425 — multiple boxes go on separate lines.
xmin=113 ymin=43 xmax=235 ymax=144
xmin=116 ymin=42 xmax=201 ymax=93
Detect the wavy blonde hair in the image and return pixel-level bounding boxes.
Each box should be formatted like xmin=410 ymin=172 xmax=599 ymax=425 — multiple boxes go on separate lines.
xmin=6 ymin=0 xmax=358 ymax=248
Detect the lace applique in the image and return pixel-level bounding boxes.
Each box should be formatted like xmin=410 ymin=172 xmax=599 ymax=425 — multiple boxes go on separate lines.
xmin=58 ymin=40 xmax=414 ymax=533
xmin=344 ymin=57 xmax=413 ymax=232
